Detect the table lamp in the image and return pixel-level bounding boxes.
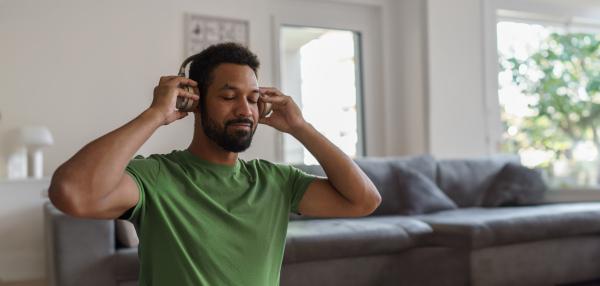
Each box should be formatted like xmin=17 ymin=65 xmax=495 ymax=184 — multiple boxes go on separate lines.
xmin=19 ymin=126 xmax=54 ymax=178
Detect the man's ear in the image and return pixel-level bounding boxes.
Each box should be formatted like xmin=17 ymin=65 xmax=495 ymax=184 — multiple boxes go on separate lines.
xmin=193 ymin=109 xmax=201 ymax=123
xmin=193 ymin=99 xmax=202 ymax=116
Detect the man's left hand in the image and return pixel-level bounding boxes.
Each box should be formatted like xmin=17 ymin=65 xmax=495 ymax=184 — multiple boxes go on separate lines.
xmin=258 ymin=87 xmax=308 ymax=135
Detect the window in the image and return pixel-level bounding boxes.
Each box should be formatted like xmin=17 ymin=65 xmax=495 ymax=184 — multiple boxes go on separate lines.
xmin=279 ymin=26 xmax=364 ymax=165
xmin=495 ymin=10 xmax=600 ymax=189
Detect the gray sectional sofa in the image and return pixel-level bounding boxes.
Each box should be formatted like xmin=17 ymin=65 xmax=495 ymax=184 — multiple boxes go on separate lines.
xmin=45 ymin=154 xmax=600 ymax=286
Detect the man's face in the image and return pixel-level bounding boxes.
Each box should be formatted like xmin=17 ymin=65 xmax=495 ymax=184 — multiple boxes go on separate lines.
xmin=200 ymin=63 xmax=260 ymax=153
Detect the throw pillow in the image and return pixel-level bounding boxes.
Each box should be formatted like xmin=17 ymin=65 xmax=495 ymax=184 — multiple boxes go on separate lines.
xmin=389 ymin=166 xmax=458 ymax=216
xmin=482 ymin=163 xmax=547 ymax=207
xmin=115 ymin=219 xmax=139 ymax=247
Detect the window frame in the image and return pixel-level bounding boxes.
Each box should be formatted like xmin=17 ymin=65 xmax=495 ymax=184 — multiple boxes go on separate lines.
xmin=482 ymin=0 xmax=600 ymax=199
xmin=270 ymin=1 xmax=381 ymax=163
xmin=278 ymin=25 xmax=365 ymax=165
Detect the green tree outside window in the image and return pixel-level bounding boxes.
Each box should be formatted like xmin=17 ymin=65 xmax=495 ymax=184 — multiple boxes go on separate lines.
xmin=499 ymin=22 xmax=600 ymax=189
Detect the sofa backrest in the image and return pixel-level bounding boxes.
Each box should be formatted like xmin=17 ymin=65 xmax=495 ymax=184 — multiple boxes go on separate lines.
xmin=292 ymin=155 xmax=437 ymax=218
xmin=293 ymin=154 xmax=524 ymax=217
xmin=435 ymin=154 xmax=520 ymax=208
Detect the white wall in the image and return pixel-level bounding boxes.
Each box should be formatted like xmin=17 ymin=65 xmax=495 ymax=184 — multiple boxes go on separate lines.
xmin=427 ymin=0 xmax=488 ymax=159
xmin=0 ymin=0 xmax=430 ymax=179
xmin=5 ymin=0 xmax=599 ymax=178
xmin=383 ymin=0 xmax=429 ymax=156
xmin=0 ymin=0 xmax=279 ymax=179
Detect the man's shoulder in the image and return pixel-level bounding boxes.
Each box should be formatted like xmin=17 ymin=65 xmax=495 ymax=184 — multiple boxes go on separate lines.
xmin=240 ymin=158 xmax=317 ymax=181
xmin=241 ymin=158 xmax=301 ymax=179
xmin=240 ymin=158 xmax=291 ymax=170
xmin=131 ymin=150 xmax=187 ymax=162
xmin=128 ymin=150 xmax=186 ymax=170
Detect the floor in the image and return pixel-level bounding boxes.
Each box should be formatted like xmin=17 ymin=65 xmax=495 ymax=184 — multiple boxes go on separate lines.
xmin=0 ymin=279 xmax=46 ymax=286
xmin=560 ymin=279 xmax=600 ymax=286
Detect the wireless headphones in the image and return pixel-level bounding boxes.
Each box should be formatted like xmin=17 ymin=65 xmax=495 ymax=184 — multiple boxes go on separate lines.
xmin=175 ymin=55 xmax=272 ymax=118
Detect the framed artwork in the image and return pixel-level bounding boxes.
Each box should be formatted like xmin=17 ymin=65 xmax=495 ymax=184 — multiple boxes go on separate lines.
xmin=186 ymin=14 xmax=249 ymax=57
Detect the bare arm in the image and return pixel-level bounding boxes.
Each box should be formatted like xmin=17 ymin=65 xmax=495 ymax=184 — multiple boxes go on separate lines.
xmin=48 ymin=76 xmax=198 ymax=219
xmin=259 ymin=88 xmax=381 ymax=217
xmin=293 ymin=123 xmax=381 ymax=217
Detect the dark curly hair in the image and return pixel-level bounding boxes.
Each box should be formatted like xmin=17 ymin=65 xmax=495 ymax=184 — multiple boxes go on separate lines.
xmin=188 ymin=42 xmax=261 ymax=109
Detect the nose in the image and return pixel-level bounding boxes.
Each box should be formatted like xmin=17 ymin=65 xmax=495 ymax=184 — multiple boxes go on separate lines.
xmin=234 ymin=98 xmax=253 ymax=118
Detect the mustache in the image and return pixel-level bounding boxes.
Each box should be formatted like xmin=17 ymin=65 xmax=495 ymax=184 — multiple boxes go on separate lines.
xmin=226 ymin=118 xmax=254 ymax=128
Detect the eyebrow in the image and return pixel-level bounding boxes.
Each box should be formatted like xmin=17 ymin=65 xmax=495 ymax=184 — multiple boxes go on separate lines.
xmin=218 ymin=83 xmax=260 ymax=94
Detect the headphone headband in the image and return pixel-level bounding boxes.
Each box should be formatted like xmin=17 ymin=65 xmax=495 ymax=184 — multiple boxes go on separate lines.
xmin=179 ymin=55 xmax=196 ymax=77
xmin=176 ymin=54 xmax=272 ymax=117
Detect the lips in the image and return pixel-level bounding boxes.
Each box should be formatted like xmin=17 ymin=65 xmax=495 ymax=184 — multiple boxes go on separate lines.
xmin=228 ymin=123 xmax=252 ymax=130
xmin=226 ymin=119 xmax=254 ymax=130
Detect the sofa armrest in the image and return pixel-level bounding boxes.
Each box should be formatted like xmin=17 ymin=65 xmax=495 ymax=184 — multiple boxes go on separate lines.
xmin=44 ymin=202 xmax=117 ymax=286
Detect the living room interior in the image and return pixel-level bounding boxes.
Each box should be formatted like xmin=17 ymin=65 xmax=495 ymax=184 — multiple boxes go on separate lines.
xmin=2 ymin=0 xmax=600 ymax=285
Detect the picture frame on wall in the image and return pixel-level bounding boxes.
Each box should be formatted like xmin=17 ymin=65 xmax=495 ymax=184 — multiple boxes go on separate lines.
xmin=186 ymin=13 xmax=249 ymax=57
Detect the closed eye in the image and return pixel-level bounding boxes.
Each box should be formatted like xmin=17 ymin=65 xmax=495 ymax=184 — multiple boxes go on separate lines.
xmin=249 ymin=91 xmax=260 ymax=104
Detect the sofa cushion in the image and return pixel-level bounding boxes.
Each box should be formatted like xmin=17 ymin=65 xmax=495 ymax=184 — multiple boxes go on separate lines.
xmin=283 ymin=216 xmax=433 ymax=263
xmin=355 ymin=155 xmax=437 ymax=215
xmin=115 ymin=219 xmax=139 ymax=247
xmin=482 ymin=163 xmax=547 ymax=207
xmin=436 ymin=154 xmax=520 ymax=207
xmin=392 ymin=166 xmax=458 ymax=215
xmin=413 ymin=203 xmax=600 ymax=249
xmin=354 ymin=154 xmax=437 ymax=182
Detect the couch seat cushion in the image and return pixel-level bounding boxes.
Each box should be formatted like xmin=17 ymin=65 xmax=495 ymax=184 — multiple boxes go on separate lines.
xmin=283 ymin=216 xmax=433 ymax=263
xmin=413 ymin=203 xmax=600 ymax=249
xmin=116 ymin=247 xmax=140 ymax=281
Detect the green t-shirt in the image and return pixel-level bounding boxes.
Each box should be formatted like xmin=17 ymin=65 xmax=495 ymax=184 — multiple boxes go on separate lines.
xmin=122 ymin=150 xmax=315 ymax=286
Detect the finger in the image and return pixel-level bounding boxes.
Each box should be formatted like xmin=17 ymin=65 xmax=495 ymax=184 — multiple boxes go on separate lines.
xmin=177 ymin=111 xmax=189 ymax=119
xmin=160 ymin=76 xmax=198 ymax=87
xmin=259 ymin=95 xmax=273 ymax=102
xmin=177 ymin=77 xmax=198 ymax=86
xmin=159 ymin=75 xmax=178 ymax=85
xmin=260 ymin=94 xmax=290 ymax=104
xmin=177 ymin=87 xmax=200 ymax=100
xmin=259 ymin=87 xmax=285 ymax=96
xmin=258 ymin=117 xmax=270 ymax=125
xmin=168 ymin=76 xmax=198 ymax=87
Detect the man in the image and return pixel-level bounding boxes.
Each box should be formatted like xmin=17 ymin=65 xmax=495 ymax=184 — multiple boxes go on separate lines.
xmin=49 ymin=42 xmax=381 ymax=285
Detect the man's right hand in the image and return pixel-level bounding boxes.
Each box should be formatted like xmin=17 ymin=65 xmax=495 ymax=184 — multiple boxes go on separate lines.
xmin=49 ymin=76 xmax=199 ymax=219
xmin=150 ymin=76 xmax=199 ymax=125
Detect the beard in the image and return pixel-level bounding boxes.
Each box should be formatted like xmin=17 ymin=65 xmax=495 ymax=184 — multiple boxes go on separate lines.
xmin=201 ymin=111 xmax=256 ymax=153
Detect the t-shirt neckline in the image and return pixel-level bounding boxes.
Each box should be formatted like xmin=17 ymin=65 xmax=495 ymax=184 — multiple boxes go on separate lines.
xmin=181 ymin=149 xmax=241 ymax=173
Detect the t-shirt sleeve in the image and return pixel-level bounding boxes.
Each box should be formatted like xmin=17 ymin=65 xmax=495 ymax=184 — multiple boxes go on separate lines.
xmin=120 ymin=155 xmax=160 ymax=228
xmin=288 ymin=166 xmax=317 ymax=215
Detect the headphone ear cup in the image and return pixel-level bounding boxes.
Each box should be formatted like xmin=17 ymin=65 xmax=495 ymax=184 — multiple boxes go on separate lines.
xmin=176 ymin=85 xmax=200 ymax=111
xmin=258 ymin=94 xmax=272 ymax=118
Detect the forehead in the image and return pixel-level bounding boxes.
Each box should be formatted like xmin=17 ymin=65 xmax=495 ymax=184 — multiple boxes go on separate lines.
xmin=210 ymin=63 xmax=258 ymax=89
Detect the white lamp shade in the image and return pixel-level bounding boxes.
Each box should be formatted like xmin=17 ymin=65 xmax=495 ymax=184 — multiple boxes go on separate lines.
xmin=18 ymin=126 xmax=54 ymax=148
